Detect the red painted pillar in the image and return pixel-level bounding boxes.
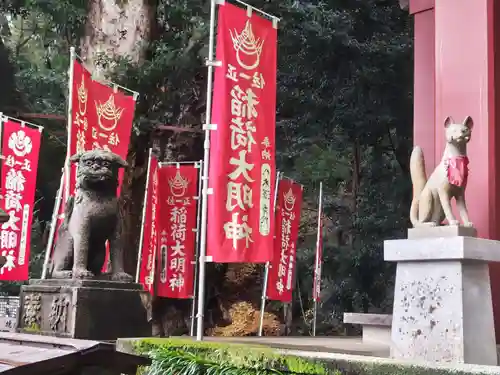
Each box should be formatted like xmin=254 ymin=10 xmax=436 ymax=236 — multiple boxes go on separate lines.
xmin=410 ymin=0 xmax=500 ymax=341
xmin=433 ymin=0 xmax=500 ymax=340
xmin=410 ymin=0 xmax=435 ymax=171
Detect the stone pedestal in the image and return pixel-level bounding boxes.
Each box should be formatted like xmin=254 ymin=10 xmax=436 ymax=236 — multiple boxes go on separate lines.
xmin=17 ymin=279 xmax=151 ymax=341
xmin=384 ymin=227 xmax=500 ymax=366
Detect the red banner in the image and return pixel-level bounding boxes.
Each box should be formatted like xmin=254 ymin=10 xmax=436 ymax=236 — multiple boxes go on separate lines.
xmin=207 ymin=3 xmax=278 ymax=263
xmin=156 ymin=164 xmax=199 ymax=298
xmin=68 ymin=61 xmax=135 ymax=196
xmin=52 ymin=60 xmax=136 ymax=272
xmin=0 ymin=120 xmax=42 ymax=280
xmin=138 ymin=153 xmax=159 ymax=293
xmin=266 ymin=179 xmax=302 ymax=302
xmin=67 ymin=60 xmax=92 ymax=197
xmin=85 ymin=79 xmax=135 ymax=193
xmin=313 ymin=217 xmax=323 ymax=302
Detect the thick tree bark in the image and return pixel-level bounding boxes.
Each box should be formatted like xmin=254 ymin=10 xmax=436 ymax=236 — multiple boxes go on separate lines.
xmin=80 ymin=0 xmax=155 ymax=72
xmin=78 ymin=0 xmax=156 ymax=264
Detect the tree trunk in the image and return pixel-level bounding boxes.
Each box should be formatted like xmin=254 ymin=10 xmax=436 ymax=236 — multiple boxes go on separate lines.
xmin=78 ymin=0 xmax=156 ymax=262
xmin=80 ymin=0 xmax=155 ymax=73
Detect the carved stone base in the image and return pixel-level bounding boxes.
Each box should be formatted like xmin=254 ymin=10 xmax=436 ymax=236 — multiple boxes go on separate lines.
xmin=385 ymin=227 xmax=499 ymax=365
xmin=17 ymin=279 xmax=151 ymax=340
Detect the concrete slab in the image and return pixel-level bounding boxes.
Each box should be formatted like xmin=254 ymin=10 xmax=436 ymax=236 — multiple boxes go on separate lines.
xmin=385 ymin=236 xmax=500 ymax=262
xmin=408 ymin=225 xmax=477 ymax=239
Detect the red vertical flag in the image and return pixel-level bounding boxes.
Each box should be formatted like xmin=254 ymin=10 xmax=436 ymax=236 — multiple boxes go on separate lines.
xmin=138 ymin=154 xmax=159 ymax=293
xmin=313 ymin=217 xmax=323 ymax=302
xmin=52 ymin=60 xmax=93 ymax=252
xmin=0 ymin=120 xmax=42 ymax=280
xmin=67 ymin=60 xmax=93 ymax=197
xmin=68 ymin=61 xmax=136 ymax=194
xmin=266 ymin=179 xmax=303 ymax=302
xmin=156 ymin=165 xmax=199 ymax=299
xmin=207 ymin=3 xmax=278 ymax=263
xmin=86 ymin=80 xmax=135 ymax=193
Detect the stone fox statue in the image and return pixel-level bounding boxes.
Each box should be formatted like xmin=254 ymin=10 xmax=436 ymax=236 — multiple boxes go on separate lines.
xmin=410 ymin=116 xmax=474 ymax=228
xmin=51 ymin=150 xmax=133 ymax=281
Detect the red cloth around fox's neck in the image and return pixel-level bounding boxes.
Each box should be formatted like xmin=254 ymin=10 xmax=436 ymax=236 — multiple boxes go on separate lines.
xmin=444 ymin=155 xmax=469 ymax=188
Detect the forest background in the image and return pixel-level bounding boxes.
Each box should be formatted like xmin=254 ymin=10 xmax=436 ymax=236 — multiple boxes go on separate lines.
xmin=0 ymin=0 xmax=412 ymax=336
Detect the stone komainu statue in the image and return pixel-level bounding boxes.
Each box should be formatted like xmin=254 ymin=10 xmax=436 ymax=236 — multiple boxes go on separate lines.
xmin=51 ymin=150 xmax=132 ymax=281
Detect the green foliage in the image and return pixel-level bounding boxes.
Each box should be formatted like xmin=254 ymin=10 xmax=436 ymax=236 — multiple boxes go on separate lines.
xmin=255 ymin=0 xmax=412 ymax=332
xmin=134 ymin=338 xmax=335 ymax=375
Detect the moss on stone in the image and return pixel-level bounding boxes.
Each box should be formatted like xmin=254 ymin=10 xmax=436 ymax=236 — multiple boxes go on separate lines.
xmin=305 ymin=355 xmax=498 ymax=375
xmin=24 ymin=323 xmax=41 ymax=332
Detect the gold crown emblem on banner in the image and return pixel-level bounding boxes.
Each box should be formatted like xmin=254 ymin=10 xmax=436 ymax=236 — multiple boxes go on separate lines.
xmin=77 ymin=75 xmax=88 ymax=113
xmin=168 ymin=170 xmax=189 ymax=197
xmin=230 ymin=20 xmax=264 ymax=70
xmin=283 ymin=188 xmax=296 ymax=210
xmin=95 ymin=94 xmax=124 ymax=132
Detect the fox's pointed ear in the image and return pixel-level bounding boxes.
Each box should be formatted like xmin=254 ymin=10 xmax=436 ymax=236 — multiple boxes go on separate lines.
xmin=70 ymin=153 xmax=82 ymax=163
xmin=463 ymin=116 xmax=473 ymax=130
xmin=444 ymin=116 xmax=455 ymax=128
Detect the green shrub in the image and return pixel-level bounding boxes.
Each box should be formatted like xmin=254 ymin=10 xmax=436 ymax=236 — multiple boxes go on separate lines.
xmin=133 ymin=338 xmax=338 ymax=375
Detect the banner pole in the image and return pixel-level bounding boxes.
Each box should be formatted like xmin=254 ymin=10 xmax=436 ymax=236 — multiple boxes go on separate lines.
xmin=258 ymin=170 xmax=281 ymax=337
xmin=135 ymin=148 xmax=153 ymax=283
xmin=196 ymin=0 xmax=218 ymax=342
xmin=0 ymin=113 xmax=8 ymax=225
xmin=64 ymin=46 xmax=76 ymax=204
xmin=41 ymin=47 xmax=75 ymax=279
xmin=190 ymin=160 xmax=203 ymax=337
xmin=312 ymin=181 xmax=323 ymax=337
xmin=41 ymin=173 xmax=64 ymax=279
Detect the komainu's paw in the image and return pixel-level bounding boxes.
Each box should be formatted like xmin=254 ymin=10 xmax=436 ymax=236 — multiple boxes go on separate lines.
xmin=464 ymin=221 xmax=474 ymax=228
xmin=448 ymin=220 xmax=459 ymax=226
xmin=52 ymin=270 xmax=72 ymax=279
xmin=112 ymin=271 xmax=133 ymax=282
xmin=73 ymin=268 xmax=95 ymax=279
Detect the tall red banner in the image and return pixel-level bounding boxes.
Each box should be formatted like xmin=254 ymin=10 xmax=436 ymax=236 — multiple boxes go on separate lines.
xmin=52 ymin=60 xmax=136 ymax=271
xmin=86 ymin=80 xmax=135 ymax=193
xmin=68 ymin=60 xmax=92 ymax=197
xmin=156 ymin=165 xmax=198 ymax=299
xmin=313 ymin=218 xmax=323 ymax=302
xmin=68 ymin=60 xmax=135 ymax=195
xmin=266 ymin=179 xmax=302 ymax=302
xmin=0 ymin=120 xmax=42 ymax=280
xmin=138 ymin=154 xmax=159 ymax=293
xmin=207 ymin=3 xmax=278 ymax=263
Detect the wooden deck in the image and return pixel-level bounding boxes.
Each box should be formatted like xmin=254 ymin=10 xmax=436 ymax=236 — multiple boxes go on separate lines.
xmin=0 ymin=332 xmax=149 ymax=374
